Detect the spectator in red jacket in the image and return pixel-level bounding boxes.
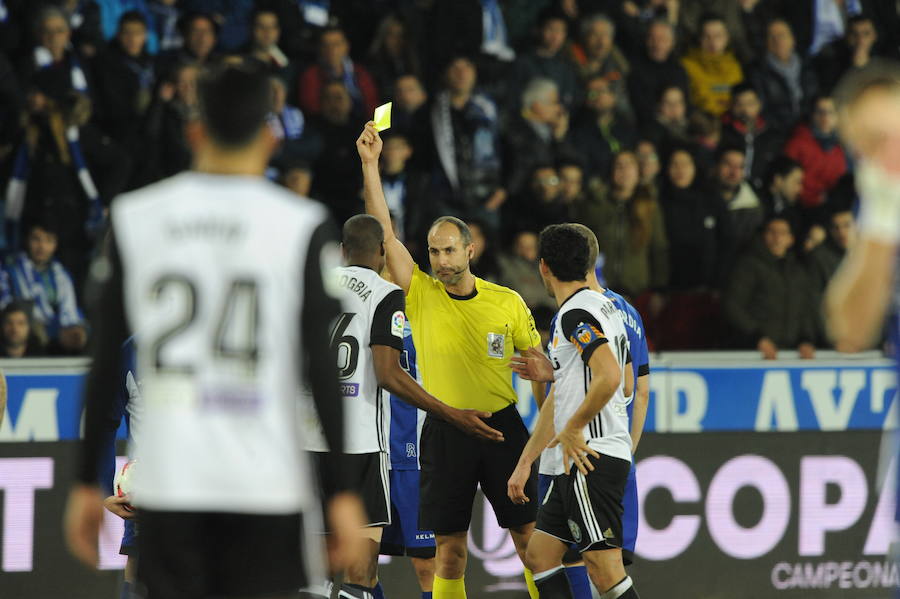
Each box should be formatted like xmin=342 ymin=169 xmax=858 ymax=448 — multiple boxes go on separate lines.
xmin=297 ymin=26 xmax=378 ymax=119
xmin=783 ymin=96 xmax=846 ymax=209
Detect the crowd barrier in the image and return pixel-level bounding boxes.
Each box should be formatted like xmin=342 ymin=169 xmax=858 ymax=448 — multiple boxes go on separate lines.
xmin=1 ymin=354 xmax=896 ymax=598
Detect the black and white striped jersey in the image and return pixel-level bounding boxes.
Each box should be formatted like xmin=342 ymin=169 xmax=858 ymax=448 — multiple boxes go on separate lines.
xmin=79 ymin=172 xmax=345 ymax=515
xmin=549 ymin=288 xmax=632 ymax=464
xmin=302 ymin=265 xmax=405 ymax=454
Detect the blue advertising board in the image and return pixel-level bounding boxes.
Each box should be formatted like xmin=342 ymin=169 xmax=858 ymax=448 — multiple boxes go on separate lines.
xmin=1 ymin=355 xmax=896 ymax=440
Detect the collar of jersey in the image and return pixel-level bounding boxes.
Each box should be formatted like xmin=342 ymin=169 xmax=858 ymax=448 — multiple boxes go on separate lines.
xmin=347 ymin=264 xmax=376 ymax=271
xmin=446 ymin=282 xmax=479 ymax=301
xmin=559 ymin=286 xmax=591 ymax=309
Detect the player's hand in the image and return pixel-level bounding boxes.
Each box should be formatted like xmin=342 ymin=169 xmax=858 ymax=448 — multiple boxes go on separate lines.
xmin=446 ymin=408 xmax=505 ymax=442
xmin=549 ymin=426 xmax=599 ymax=476
xmin=507 ymin=462 xmax=532 ymax=505
xmin=326 ymin=492 xmax=368 ymax=572
xmin=356 ymin=121 xmax=383 ymax=165
xmin=103 ymin=494 xmax=136 ymax=520
xmin=757 ymin=337 xmax=778 ymax=360
xmin=509 ymin=347 xmax=554 ymax=382
xmin=64 ymin=484 xmax=104 ymax=568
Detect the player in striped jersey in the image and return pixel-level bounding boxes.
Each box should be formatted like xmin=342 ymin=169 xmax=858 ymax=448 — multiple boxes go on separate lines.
xmin=509 ymin=225 xmax=649 ymax=598
xmin=513 ymin=224 xmax=640 ymax=599
xmin=303 ymin=214 xmax=504 ymax=599
xmin=65 ymin=64 xmax=366 ymax=599
xmin=824 ymin=63 xmax=900 ymax=556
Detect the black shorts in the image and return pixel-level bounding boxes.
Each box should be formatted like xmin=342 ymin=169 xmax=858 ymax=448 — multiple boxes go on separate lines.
xmin=536 ymin=453 xmax=630 ymax=553
xmin=312 ymin=451 xmax=391 ymax=527
xmin=136 ymin=510 xmax=309 ymax=599
xmin=419 ymin=403 xmax=537 ymax=534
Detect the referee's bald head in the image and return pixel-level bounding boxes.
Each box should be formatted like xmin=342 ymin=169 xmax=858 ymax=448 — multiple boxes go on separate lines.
xmin=196 ymin=63 xmax=272 ymax=150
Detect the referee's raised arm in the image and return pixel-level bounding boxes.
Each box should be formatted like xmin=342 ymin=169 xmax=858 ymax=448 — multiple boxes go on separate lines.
xmin=357 ymin=122 xmax=415 ymax=294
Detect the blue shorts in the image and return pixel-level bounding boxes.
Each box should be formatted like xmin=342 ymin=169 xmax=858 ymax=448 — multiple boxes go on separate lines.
xmin=537 ymin=462 xmax=637 ymax=565
xmin=120 ymin=517 xmax=138 ymax=556
xmin=380 ymin=469 xmax=436 ymax=558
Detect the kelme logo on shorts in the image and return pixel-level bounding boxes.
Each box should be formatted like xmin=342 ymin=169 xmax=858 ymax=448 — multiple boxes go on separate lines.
xmin=568 ymin=519 xmax=582 ymax=543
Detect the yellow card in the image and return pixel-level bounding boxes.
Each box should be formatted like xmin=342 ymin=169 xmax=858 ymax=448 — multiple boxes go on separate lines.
xmin=374 ymin=101 xmax=392 ymax=131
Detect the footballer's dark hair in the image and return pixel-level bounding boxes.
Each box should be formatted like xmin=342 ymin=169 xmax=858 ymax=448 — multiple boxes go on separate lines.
xmin=343 ymin=214 xmax=384 ymax=257
xmin=429 ymin=216 xmax=473 ymax=247
xmin=570 ymin=223 xmax=600 ymax=266
xmin=539 ymin=224 xmax=591 ymax=282
xmin=197 ymin=64 xmax=272 ymax=149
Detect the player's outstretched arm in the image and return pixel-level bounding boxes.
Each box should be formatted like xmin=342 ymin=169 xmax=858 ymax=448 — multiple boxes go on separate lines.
xmin=508 ymin=388 xmax=556 ymax=505
xmin=357 ymin=122 xmax=415 ymax=293
xmin=372 ymin=344 xmax=504 ymax=442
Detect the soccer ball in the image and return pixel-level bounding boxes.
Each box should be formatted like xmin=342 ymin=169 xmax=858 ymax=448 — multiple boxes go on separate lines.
xmin=113 ymin=459 xmax=138 ymax=511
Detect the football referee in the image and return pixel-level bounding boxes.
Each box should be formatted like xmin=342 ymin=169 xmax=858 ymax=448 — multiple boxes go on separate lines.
xmin=357 ymin=122 xmax=546 ymax=599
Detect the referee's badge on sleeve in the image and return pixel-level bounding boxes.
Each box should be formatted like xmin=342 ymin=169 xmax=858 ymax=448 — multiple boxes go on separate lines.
xmin=391 ymin=311 xmax=405 ymax=337
xmin=487 ymin=332 xmax=505 ymax=358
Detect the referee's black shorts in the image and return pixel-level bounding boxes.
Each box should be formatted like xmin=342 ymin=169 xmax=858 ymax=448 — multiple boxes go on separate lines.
xmin=419 ymin=403 xmax=537 ymax=534
xmin=136 ymin=509 xmax=310 ymax=599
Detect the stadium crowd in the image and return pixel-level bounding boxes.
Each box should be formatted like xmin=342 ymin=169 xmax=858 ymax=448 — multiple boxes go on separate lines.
xmin=0 ymin=0 xmax=898 ymax=359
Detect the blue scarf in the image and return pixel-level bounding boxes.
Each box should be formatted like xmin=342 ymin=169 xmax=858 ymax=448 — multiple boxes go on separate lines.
xmin=7 ymin=252 xmax=83 ymax=338
xmin=430 ymin=90 xmax=500 ymax=191
xmin=33 ymin=46 xmax=89 ymax=93
xmin=480 ymin=0 xmax=514 ymax=61
xmin=5 ymin=123 xmax=104 ymax=250
xmin=383 ymin=174 xmax=407 ymax=240
xmin=148 ymin=2 xmax=181 ymax=52
xmin=122 ymin=53 xmax=155 ymax=92
xmin=324 ymin=56 xmax=363 ymax=109
xmin=268 ymin=106 xmax=305 ymax=141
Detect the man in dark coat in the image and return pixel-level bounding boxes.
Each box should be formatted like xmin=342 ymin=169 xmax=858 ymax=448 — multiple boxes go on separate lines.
xmin=724 ymin=216 xmax=818 ymax=359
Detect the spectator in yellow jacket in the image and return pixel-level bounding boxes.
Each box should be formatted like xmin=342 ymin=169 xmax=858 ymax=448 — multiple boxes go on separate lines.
xmin=681 ymin=14 xmax=744 ymax=117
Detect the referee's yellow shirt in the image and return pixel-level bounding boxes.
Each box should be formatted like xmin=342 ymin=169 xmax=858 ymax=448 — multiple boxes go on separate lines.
xmin=406 ymin=266 xmax=541 ymax=412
